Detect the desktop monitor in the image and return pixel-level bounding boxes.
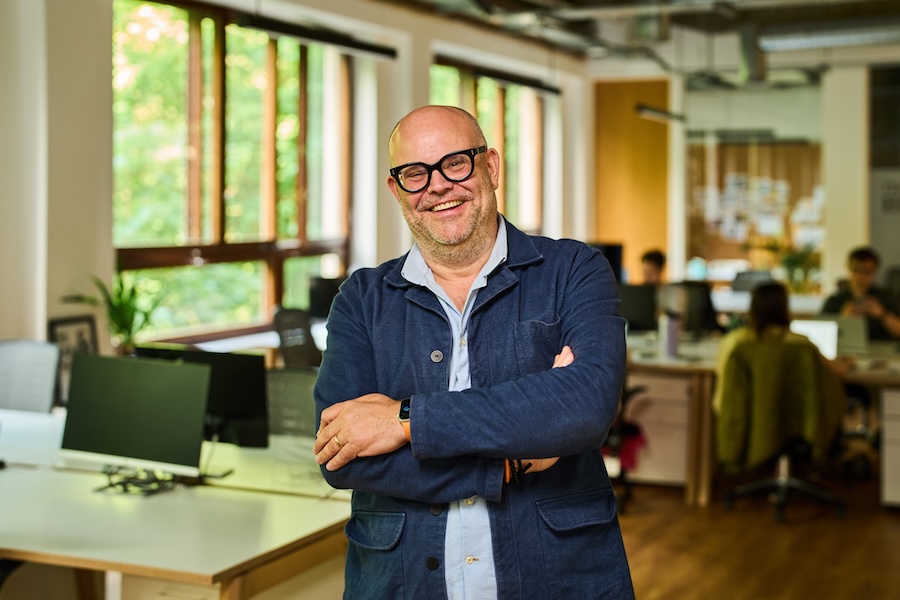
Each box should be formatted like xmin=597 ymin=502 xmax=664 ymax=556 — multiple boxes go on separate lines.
xmin=731 ymin=270 xmax=773 ymax=292
xmin=659 ymin=281 xmax=722 ymax=337
xmin=60 ymin=354 xmax=211 ymax=477
xmin=134 ymin=346 xmax=269 ymax=448
xmin=309 ymin=277 xmax=345 ymax=319
xmin=790 ymin=319 xmax=839 ymax=360
xmin=587 ymin=242 xmax=623 ymax=282
xmin=618 ymin=284 xmax=658 ymax=332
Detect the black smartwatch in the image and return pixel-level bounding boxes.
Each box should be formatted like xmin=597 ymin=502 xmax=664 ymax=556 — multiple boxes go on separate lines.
xmin=398 ymin=397 xmax=411 ymax=422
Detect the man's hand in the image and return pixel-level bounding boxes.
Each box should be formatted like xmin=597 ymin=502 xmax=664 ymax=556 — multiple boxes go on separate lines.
xmin=314 ymin=393 xmax=408 ymax=472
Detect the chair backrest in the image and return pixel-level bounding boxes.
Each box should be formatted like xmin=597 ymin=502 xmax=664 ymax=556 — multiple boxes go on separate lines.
xmin=0 ymin=340 xmax=60 ymax=413
xmin=266 ymin=366 xmax=319 ymax=437
xmin=886 ymin=265 xmax=900 ymax=306
xmin=716 ymin=338 xmax=844 ymax=470
xmin=272 ymin=307 xmax=322 ymax=368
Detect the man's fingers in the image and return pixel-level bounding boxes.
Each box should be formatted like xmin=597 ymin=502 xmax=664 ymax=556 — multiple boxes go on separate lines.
xmin=553 ymin=345 xmax=574 ymax=368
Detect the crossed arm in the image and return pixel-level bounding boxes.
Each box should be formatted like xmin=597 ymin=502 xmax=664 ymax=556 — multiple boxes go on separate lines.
xmin=313 ymin=345 xmax=574 ymax=472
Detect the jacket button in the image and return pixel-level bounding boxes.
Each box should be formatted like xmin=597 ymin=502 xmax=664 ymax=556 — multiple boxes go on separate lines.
xmin=430 ymin=350 xmax=444 ymax=363
xmin=426 ymin=557 xmax=440 ymax=570
xmin=430 ymin=504 xmax=443 ymax=515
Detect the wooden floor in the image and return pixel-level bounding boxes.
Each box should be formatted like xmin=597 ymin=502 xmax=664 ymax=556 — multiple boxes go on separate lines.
xmin=618 ymin=464 xmax=900 ymax=599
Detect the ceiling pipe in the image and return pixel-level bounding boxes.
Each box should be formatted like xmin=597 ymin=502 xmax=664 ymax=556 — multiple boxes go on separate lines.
xmin=548 ymin=0 xmax=882 ymax=21
xmin=758 ymin=19 xmax=900 ymax=51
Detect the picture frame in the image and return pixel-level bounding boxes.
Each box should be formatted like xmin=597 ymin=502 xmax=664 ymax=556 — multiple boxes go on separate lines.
xmin=48 ymin=315 xmax=99 ymax=405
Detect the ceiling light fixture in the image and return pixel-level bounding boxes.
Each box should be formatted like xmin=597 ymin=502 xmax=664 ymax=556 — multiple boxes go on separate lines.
xmin=635 ymin=103 xmax=686 ymax=123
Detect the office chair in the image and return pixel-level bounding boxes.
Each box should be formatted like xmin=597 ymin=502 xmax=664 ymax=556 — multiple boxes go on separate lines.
xmin=272 ymin=307 xmax=322 ymax=368
xmin=886 ymin=265 xmax=900 ymax=306
xmin=266 ymin=366 xmax=319 ymax=437
xmin=0 ymin=340 xmax=58 ymax=591
xmin=0 ymin=340 xmax=59 ymax=413
xmin=716 ymin=338 xmax=846 ymax=522
xmin=601 ymin=383 xmax=646 ymax=512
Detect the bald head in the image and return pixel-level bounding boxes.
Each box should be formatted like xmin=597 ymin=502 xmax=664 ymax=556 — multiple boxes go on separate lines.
xmin=388 ymin=106 xmax=487 ymax=167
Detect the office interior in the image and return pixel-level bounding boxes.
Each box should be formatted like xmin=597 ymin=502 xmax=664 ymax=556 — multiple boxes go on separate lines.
xmin=2 ymin=0 xmax=900 ymax=598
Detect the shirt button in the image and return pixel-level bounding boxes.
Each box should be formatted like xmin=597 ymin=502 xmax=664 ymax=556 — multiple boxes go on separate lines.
xmin=430 ymin=504 xmax=443 ymax=516
xmin=460 ymin=338 xmax=467 ymax=346
xmin=430 ymin=350 xmax=444 ymax=363
xmin=426 ymin=557 xmax=440 ymax=570
xmin=465 ymin=556 xmax=478 ymax=564
xmin=464 ymin=498 xmax=474 ymax=506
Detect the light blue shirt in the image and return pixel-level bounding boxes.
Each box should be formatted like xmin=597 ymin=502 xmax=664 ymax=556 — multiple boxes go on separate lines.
xmin=401 ymin=220 xmax=508 ymax=600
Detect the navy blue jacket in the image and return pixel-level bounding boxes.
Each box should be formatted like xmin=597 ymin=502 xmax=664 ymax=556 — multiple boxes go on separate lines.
xmin=315 ymin=220 xmax=633 ymax=599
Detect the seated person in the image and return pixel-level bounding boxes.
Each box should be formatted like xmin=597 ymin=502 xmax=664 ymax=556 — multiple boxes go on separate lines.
xmin=641 ymin=249 xmax=666 ymax=286
xmin=713 ymin=281 xmax=851 ymax=415
xmin=821 ymin=246 xmax=900 ymax=341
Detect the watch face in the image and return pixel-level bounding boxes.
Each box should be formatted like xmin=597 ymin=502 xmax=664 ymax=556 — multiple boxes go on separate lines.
xmin=399 ymin=397 xmax=411 ymax=421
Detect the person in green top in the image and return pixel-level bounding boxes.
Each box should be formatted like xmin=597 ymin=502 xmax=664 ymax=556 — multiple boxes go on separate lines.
xmin=713 ymin=281 xmax=852 ymax=415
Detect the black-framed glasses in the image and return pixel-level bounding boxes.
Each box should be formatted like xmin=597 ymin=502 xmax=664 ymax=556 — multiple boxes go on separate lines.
xmin=389 ymin=146 xmax=487 ymax=193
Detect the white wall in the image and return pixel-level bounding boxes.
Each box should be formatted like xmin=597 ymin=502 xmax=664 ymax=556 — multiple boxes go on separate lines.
xmin=1 ymin=0 xmax=48 ymax=340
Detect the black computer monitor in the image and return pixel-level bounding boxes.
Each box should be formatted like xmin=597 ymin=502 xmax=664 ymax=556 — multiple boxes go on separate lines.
xmin=618 ymin=284 xmax=658 ymax=332
xmin=309 ymin=277 xmax=345 ymax=319
xmin=731 ymin=270 xmax=773 ymax=292
xmin=134 ymin=346 xmax=269 ymax=448
xmin=660 ymin=281 xmax=722 ymax=338
xmin=60 ymin=354 xmax=211 ymax=477
xmin=587 ymin=242 xmax=623 ymax=282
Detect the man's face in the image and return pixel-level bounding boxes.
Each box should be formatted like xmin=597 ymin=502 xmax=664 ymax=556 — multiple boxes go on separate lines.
xmin=642 ymin=261 xmax=661 ymax=285
xmin=849 ymin=258 xmax=878 ymax=295
xmin=386 ymin=108 xmax=500 ymax=260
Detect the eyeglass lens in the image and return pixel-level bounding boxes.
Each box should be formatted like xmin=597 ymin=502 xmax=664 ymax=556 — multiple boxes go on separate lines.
xmin=396 ymin=152 xmax=476 ymax=193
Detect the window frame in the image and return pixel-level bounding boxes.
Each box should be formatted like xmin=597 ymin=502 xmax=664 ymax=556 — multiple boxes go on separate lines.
xmin=114 ymin=0 xmax=354 ymax=341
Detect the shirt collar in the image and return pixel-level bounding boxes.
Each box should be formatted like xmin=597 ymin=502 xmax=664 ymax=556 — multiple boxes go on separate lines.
xmin=402 ymin=216 xmax=508 ymax=286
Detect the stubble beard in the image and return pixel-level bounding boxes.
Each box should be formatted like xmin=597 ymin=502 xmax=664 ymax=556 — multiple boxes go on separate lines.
xmin=405 ymin=189 xmax=498 ymax=269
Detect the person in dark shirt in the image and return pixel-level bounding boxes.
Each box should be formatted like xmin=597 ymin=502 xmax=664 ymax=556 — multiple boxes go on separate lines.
xmin=821 ymin=246 xmax=900 ymax=341
xmin=641 ymin=249 xmax=666 ymax=286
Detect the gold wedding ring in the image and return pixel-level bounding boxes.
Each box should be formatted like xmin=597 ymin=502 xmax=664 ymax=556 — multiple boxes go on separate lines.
xmin=333 ymin=434 xmax=344 ymax=448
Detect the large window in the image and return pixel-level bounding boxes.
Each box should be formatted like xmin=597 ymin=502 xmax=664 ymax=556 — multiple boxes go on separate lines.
xmin=429 ymin=62 xmax=545 ymax=234
xmin=113 ymin=0 xmax=351 ymax=339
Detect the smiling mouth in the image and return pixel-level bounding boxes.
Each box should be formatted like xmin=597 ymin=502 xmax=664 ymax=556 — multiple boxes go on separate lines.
xmin=429 ymin=199 xmax=464 ymax=212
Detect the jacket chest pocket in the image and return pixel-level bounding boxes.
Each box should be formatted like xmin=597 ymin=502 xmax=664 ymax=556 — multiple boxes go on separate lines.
xmin=514 ymin=319 xmax=562 ymax=375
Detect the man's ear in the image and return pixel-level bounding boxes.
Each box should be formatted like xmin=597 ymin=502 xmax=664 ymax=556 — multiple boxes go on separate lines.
xmin=387 ymin=176 xmax=402 ymax=203
xmin=485 ymin=148 xmax=501 ymax=189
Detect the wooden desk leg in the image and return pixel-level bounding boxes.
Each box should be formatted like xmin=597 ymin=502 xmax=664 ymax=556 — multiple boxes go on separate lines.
xmin=74 ymin=568 xmax=99 ymax=600
xmin=684 ymin=372 xmax=715 ymax=508
xmin=220 ymin=575 xmax=245 ymax=600
xmin=695 ymin=373 xmax=715 ymax=508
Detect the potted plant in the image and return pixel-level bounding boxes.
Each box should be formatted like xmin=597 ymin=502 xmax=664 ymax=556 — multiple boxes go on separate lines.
xmin=63 ymin=274 xmax=161 ymax=355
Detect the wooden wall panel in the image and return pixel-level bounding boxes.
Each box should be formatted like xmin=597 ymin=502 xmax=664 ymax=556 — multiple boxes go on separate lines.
xmin=593 ymin=80 xmax=669 ymax=284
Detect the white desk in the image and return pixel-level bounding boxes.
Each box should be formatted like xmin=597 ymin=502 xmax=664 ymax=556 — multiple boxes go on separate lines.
xmin=626 ymin=333 xmax=900 ymax=507
xmin=0 ymin=467 xmax=351 ymax=600
xmin=200 ymin=435 xmax=351 ymax=501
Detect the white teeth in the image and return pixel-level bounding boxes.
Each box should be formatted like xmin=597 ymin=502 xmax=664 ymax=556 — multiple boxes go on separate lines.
xmin=431 ymin=200 xmax=463 ymax=212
